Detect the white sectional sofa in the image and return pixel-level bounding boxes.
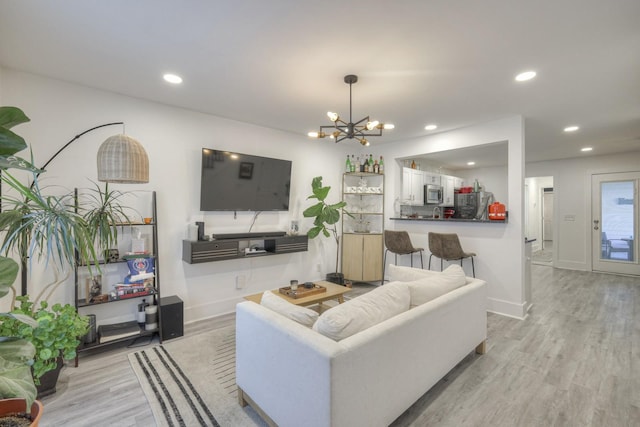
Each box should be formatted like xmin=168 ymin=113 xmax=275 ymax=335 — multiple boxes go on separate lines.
xmin=236 ymin=265 xmax=487 ymax=427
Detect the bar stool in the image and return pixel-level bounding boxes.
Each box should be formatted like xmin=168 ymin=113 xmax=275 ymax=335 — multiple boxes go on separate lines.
xmin=382 ymin=230 xmax=424 ymax=285
xmin=428 ymin=232 xmax=476 ymax=277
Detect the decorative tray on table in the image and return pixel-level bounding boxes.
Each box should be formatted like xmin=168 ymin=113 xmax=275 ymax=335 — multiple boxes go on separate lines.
xmin=278 ymin=283 xmax=326 ymax=299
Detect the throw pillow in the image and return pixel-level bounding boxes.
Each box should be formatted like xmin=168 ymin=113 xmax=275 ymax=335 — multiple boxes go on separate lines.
xmin=405 ymin=265 xmax=467 ymax=307
xmin=312 ymin=281 xmax=410 ymax=341
xmin=260 ymin=291 xmax=319 ymax=328
xmin=387 ymin=263 xmax=442 ymax=282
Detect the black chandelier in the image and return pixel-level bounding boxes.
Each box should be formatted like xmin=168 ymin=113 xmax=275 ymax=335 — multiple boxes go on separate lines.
xmin=308 ymin=74 xmax=394 ymax=146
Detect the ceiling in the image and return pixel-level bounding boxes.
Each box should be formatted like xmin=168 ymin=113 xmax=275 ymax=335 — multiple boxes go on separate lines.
xmin=1 ymin=0 xmax=639 ymax=167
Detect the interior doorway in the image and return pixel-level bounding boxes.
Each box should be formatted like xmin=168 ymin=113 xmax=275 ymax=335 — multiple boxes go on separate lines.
xmin=525 ymin=176 xmax=554 ymax=265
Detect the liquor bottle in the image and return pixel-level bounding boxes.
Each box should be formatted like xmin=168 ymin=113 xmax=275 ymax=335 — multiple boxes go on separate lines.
xmin=345 ymin=155 xmax=351 ymax=173
xmin=354 ymin=155 xmax=360 ymax=173
xmin=379 ymin=156 xmax=384 ymax=174
xmin=369 ymin=154 xmax=374 ymax=170
xmin=373 ymin=159 xmax=380 ymax=174
xmin=411 ymin=159 xmax=416 ymax=169
xmin=350 ymin=155 xmax=356 ymax=172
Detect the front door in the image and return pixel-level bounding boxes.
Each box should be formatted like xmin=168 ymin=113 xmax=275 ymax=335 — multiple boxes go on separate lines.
xmin=591 ymin=172 xmax=640 ymax=275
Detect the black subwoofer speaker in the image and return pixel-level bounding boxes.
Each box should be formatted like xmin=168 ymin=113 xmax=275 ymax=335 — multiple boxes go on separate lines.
xmin=160 ymin=296 xmax=183 ymax=341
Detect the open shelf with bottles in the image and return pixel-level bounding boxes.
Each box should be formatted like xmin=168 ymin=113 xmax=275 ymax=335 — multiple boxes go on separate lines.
xmin=341 ymin=172 xmax=384 ymax=282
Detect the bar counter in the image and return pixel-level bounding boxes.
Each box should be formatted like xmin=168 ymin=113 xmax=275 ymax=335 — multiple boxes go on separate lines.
xmin=390 ymin=216 xmax=507 ymax=224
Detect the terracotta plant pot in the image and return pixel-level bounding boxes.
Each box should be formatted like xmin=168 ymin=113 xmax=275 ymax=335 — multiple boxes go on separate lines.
xmin=0 ymin=398 xmax=43 ymax=427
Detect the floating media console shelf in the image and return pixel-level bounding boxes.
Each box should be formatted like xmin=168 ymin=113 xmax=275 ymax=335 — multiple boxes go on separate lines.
xmin=182 ymin=235 xmax=308 ymax=264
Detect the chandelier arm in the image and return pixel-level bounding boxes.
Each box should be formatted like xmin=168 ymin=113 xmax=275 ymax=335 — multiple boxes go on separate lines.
xmin=352 ymin=116 xmax=370 ymax=127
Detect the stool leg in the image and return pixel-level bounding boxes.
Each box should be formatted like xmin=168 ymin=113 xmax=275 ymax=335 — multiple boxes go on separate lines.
xmin=420 ymin=250 xmax=424 ymax=269
xmin=382 ymin=250 xmax=388 ymax=285
xmin=410 ymin=253 xmax=413 ymax=267
xmin=428 ymin=254 xmax=433 ymax=270
xmin=471 ymin=257 xmax=475 ymax=277
xmin=441 ymin=258 xmax=443 ymax=272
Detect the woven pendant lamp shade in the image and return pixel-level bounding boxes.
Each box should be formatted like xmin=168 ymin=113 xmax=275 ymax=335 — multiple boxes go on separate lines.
xmin=97 ymin=134 xmax=149 ymax=183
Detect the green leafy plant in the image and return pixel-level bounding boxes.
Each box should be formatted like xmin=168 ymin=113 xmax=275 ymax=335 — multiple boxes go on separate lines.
xmin=82 ymin=180 xmax=134 ymax=257
xmin=303 ymin=176 xmax=351 ymax=273
xmin=0 ymin=296 xmax=88 ymax=384
xmin=0 ymin=106 xmax=103 ymax=407
xmin=0 ymin=106 xmax=43 ymax=408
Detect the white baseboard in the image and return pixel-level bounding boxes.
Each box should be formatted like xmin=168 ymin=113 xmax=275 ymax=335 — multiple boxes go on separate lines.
xmin=184 ymin=296 xmax=239 ymax=324
xmin=487 ymin=297 xmax=527 ymax=320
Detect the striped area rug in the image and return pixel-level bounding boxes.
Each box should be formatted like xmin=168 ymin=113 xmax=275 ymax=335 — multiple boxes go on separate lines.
xmin=128 ymin=325 xmax=266 ymax=427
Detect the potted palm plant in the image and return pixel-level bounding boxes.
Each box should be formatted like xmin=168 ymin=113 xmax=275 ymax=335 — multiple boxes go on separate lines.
xmin=0 ymin=107 xmax=48 ymax=424
xmin=303 ymin=176 xmax=352 ymax=285
xmin=0 ymin=106 xmax=121 ymax=400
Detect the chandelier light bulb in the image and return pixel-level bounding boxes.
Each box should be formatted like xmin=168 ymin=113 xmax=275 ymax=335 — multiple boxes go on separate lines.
xmin=366 ymin=121 xmax=379 ymax=131
xmin=308 ymin=131 xmax=319 ymax=138
xmin=327 ymin=112 xmax=339 ymax=122
xmin=383 ymin=123 xmax=395 ymax=130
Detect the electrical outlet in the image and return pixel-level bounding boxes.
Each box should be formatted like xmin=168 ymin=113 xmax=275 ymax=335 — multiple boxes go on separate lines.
xmin=236 ymin=275 xmax=246 ymax=289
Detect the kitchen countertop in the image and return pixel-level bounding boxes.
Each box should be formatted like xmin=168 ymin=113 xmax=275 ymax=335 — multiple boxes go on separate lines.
xmin=390 ymin=216 xmax=507 ymax=223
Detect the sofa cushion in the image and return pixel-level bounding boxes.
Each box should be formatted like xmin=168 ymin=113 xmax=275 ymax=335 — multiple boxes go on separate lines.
xmin=388 ymin=263 xmax=444 ymax=282
xmin=401 ymin=265 xmax=467 ymax=307
xmin=260 ymin=290 xmax=319 ymax=327
xmin=312 ymin=281 xmax=410 ymax=341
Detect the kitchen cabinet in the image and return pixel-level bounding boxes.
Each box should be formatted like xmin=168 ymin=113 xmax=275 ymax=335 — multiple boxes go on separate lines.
xmin=424 ymin=173 xmax=441 ymax=185
xmin=401 ymin=167 xmax=424 ymax=205
xmin=441 ymin=175 xmax=455 ymax=206
xmin=342 ymin=172 xmax=384 ymax=282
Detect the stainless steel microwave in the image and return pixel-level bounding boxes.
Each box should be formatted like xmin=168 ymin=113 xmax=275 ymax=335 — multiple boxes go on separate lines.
xmin=424 ymin=184 xmax=443 ymax=204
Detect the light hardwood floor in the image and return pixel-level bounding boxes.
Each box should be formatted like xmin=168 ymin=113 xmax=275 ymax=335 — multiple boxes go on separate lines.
xmin=41 ymin=266 xmax=639 ymax=426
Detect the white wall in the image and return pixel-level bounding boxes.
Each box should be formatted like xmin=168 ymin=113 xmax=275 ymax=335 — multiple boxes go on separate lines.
xmin=0 ymin=69 xmax=351 ymax=322
xmin=524 ymin=176 xmax=553 ymax=252
xmin=527 ymin=152 xmax=640 ymax=271
xmin=377 ymin=116 xmax=527 ymax=319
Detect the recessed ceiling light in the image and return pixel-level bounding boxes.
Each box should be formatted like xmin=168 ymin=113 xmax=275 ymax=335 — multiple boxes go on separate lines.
xmin=424 ymin=124 xmax=438 ymax=131
xmin=515 ymin=71 xmax=536 ymax=82
xmin=467 ymin=162 xmax=476 ymax=166
xmin=581 ymin=147 xmax=593 ymax=152
xmin=564 ymin=125 xmax=580 ymax=132
xmin=163 ymin=73 xmax=183 ymax=84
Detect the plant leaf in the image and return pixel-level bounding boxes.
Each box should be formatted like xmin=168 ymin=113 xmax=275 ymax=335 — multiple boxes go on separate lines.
xmin=307 ymin=226 xmax=322 ymax=238
xmin=0 ymin=256 xmax=19 ymax=298
xmin=302 ymin=202 xmax=324 ymax=218
xmin=0 ymin=128 xmax=28 ymax=157
xmin=0 ymin=338 xmax=37 ymax=408
xmin=0 ymin=154 xmax=43 ymax=172
xmin=0 ymin=106 xmax=30 ymax=130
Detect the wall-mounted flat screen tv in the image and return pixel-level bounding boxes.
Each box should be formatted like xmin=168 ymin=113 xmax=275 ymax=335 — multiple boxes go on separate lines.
xmin=200 ymin=148 xmax=291 ymax=211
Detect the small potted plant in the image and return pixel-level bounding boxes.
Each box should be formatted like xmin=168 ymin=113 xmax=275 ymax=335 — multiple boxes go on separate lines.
xmin=0 ymin=296 xmax=88 ymax=397
xmin=303 ymin=176 xmax=352 ymax=285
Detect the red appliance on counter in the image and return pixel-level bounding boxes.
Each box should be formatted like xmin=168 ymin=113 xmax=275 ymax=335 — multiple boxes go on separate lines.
xmin=488 ymin=202 xmax=506 ymax=220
